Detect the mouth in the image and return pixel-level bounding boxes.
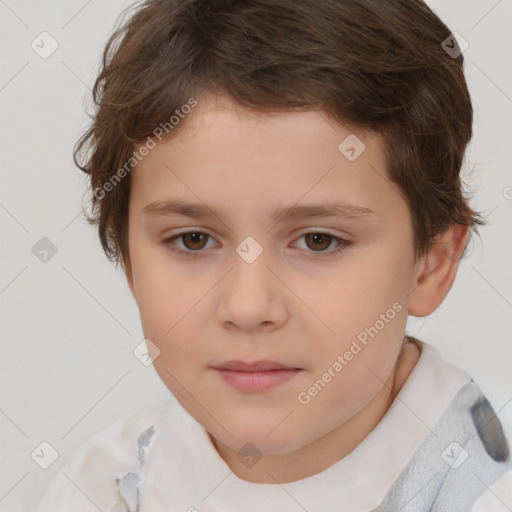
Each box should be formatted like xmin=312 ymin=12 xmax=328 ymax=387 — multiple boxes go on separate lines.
xmin=211 ymin=360 xmax=303 ymax=392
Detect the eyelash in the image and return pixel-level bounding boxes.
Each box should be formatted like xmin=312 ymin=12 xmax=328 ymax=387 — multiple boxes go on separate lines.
xmin=161 ymin=231 xmax=352 ymax=259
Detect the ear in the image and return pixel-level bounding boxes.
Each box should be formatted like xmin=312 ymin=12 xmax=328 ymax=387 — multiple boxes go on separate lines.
xmin=407 ymin=223 xmax=470 ymax=317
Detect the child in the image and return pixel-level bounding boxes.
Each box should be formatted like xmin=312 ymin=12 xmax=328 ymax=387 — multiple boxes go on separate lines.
xmin=35 ymin=0 xmax=512 ymax=510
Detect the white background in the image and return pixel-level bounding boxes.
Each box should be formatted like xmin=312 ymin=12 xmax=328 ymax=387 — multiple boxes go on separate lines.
xmin=0 ymin=0 xmax=511 ymax=510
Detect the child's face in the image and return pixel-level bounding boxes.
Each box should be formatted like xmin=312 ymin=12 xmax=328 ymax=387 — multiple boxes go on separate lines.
xmin=126 ymin=93 xmax=422 ymax=455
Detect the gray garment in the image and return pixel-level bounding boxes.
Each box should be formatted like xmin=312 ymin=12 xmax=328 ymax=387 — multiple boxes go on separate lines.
xmin=111 ymin=381 xmax=511 ymax=512
xmin=376 ymin=381 xmax=512 ymax=511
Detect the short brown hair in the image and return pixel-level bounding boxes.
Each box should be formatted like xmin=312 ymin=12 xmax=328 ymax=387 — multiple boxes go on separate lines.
xmin=74 ymin=0 xmax=485 ymax=272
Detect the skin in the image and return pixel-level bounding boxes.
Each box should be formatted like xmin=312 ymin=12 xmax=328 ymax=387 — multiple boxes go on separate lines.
xmin=124 ymin=92 xmax=470 ymax=484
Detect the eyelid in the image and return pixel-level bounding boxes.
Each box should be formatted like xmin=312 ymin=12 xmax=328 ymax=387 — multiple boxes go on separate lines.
xmin=294 ymin=227 xmax=351 ymax=240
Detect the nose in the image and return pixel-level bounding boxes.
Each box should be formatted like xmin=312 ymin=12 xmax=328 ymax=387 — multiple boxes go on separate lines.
xmin=215 ymin=249 xmax=288 ymax=334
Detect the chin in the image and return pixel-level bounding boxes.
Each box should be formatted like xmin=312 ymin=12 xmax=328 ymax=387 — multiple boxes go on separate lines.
xmin=213 ymin=423 xmax=307 ymax=455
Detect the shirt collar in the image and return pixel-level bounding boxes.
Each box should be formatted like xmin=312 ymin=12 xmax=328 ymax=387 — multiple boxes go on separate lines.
xmin=137 ymin=341 xmax=471 ymax=511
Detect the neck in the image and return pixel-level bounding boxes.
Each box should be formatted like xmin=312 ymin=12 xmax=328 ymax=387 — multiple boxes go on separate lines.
xmin=210 ymin=338 xmax=420 ymax=484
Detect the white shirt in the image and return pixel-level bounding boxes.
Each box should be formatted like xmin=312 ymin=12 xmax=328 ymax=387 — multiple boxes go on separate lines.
xmin=34 ymin=341 xmax=512 ymax=511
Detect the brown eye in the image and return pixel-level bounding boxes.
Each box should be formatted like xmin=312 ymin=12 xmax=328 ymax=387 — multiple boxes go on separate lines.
xmin=304 ymin=233 xmax=334 ymax=251
xmin=163 ymin=230 xmax=350 ymax=260
xmin=180 ymin=232 xmax=209 ymax=251
xmin=294 ymin=232 xmax=351 ymax=257
xmin=162 ymin=231 xmax=215 ymax=258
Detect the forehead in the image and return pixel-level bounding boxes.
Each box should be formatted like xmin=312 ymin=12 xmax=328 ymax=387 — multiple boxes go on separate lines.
xmin=163 ymin=93 xmax=372 ymax=149
xmin=130 ymin=94 xmax=404 ymax=222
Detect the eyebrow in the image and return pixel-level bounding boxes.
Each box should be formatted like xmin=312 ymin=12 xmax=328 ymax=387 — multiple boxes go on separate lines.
xmin=142 ymin=199 xmax=377 ymax=223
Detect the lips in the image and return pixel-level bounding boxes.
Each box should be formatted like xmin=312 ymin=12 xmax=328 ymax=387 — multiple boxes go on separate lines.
xmin=212 ymin=360 xmax=300 ymax=372
xmin=211 ymin=360 xmax=303 ymax=392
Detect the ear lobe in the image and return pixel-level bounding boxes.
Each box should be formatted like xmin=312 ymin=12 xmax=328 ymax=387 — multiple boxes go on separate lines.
xmin=407 ymin=223 xmax=470 ymax=317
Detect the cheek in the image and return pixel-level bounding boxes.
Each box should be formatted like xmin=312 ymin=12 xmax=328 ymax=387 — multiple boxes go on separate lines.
xmin=313 ymin=256 xmax=401 ymax=328
xmin=302 ymin=259 xmax=409 ymax=406
xmin=130 ymin=257 xmax=213 ymax=365
xmin=132 ymin=267 xmax=201 ymax=354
